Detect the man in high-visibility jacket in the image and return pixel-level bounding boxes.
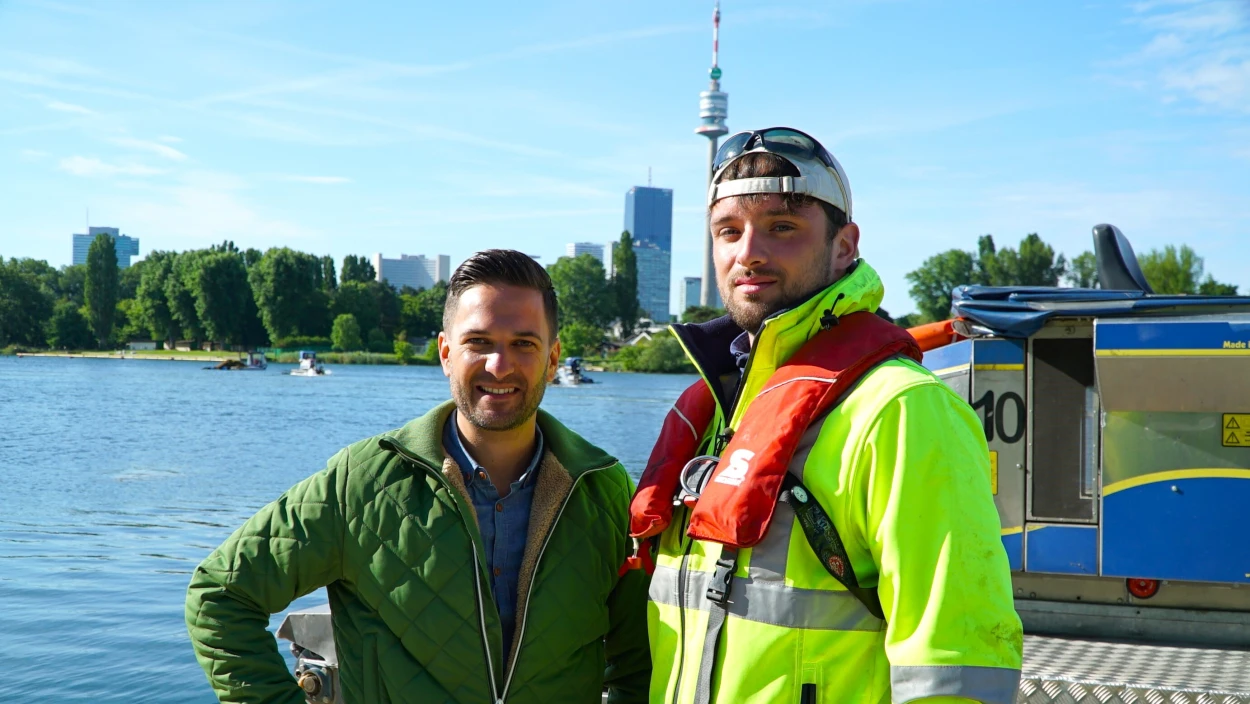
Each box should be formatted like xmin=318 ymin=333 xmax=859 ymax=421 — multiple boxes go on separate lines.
xmin=634 ymin=127 xmax=1023 ymax=703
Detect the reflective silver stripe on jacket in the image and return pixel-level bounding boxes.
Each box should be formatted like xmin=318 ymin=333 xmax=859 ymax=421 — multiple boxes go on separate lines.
xmin=891 ymin=665 xmax=1021 ymax=704
xmin=648 ymin=564 xmax=883 ymax=632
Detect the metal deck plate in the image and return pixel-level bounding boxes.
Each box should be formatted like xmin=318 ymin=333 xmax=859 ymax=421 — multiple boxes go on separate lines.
xmin=1020 ymin=635 xmax=1250 ymax=703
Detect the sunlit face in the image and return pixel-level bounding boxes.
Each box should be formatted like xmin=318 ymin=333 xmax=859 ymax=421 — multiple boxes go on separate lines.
xmin=710 ymin=194 xmax=859 ymax=332
xmin=438 ymin=284 xmax=559 ymax=432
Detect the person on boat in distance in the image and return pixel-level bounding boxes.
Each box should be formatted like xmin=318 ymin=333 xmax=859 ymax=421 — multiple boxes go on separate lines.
xmin=627 ymin=128 xmax=1023 ymax=704
xmin=186 ymin=249 xmax=650 ymax=703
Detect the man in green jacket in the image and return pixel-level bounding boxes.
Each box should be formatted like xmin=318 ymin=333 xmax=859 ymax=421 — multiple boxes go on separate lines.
xmin=186 ymin=249 xmax=650 ymax=703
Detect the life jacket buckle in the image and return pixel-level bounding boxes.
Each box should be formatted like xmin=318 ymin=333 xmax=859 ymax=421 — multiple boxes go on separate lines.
xmin=676 ymin=455 xmax=720 ymax=506
xmin=706 ymin=552 xmax=738 ymax=605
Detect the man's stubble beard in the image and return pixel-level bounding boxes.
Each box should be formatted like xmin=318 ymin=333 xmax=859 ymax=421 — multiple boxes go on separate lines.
xmin=451 ymin=370 xmax=548 ymax=432
xmin=719 ymin=241 xmax=837 ymax=333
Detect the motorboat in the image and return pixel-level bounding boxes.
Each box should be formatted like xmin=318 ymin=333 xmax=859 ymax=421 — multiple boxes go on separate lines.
xmin=290 ymin=351 xmax=331 ymax=377
xmin=552 ymin=357 xmax=593 ymax=385
xmin=205 ymin=352 xmax=268 ymax=371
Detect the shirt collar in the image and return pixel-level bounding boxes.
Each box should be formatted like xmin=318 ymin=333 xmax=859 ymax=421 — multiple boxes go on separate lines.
xmin=442 ymin=410 xmax=545 ymax=488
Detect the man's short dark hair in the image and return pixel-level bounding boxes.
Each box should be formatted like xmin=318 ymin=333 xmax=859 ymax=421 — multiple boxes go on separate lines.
xmin=715 ymin=152 xmax=849 ymax=240
xmin=443 ymin=249 xmax=559 ymax=341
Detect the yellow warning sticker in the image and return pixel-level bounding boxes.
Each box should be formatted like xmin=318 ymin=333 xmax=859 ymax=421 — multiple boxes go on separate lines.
xmin=1222 ymin=414 xmax=1250 ymax=448
xmin=989 ymin=451 xmax=999 ymax=495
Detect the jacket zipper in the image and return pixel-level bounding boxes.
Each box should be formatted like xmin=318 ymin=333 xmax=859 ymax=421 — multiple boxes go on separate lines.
xmin=498 ymin=461 xmax=616 ymax=702
xmin=380 ymin=438 xmax=502 ymax=704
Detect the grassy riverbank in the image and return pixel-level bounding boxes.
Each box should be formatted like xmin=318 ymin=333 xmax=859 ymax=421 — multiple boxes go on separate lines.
xmin=5 ymin=347 xmax=440 ymax=366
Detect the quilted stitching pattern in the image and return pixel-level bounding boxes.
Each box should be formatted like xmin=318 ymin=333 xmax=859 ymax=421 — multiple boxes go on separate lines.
xmin=187 ymin=406 xmax=647 ymax=704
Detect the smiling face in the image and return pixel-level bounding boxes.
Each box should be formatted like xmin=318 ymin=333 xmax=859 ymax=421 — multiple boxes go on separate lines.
xmin=439 ymin=283 xmax=559 ymax=432
xmin=711 ymin=193 xmax=860 ymax=333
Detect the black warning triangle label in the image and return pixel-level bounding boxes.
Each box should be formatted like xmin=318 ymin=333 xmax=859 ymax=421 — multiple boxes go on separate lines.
xmin=1227 ymin=431 xmax=1242 ymax=445
xmin=1228 ymin=416 xmax=1242 ymax=429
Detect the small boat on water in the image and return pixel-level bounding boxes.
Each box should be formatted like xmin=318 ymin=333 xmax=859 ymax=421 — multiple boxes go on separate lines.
xmin=290 ymin=350 xmax=331 ymax=377
xmin=551 ymin=357 xmax=594 ymax=386
xmin=205 ymin=352 xmax=268 ymax=371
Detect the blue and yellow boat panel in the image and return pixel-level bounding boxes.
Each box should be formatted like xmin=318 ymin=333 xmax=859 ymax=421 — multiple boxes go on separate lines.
xmin=1096 ymin=320 xmax=1250 ymax=356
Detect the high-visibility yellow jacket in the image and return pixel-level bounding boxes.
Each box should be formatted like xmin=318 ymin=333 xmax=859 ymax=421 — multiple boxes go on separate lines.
xmin=651 ymin=261 xmax=1023 ymax=704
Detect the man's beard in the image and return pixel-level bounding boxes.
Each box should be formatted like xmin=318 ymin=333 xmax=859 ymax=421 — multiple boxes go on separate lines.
xmin=719 ymin=247 xmax=836 ymax=333
xmin=451 ymin=371 xmax=547 ymax=432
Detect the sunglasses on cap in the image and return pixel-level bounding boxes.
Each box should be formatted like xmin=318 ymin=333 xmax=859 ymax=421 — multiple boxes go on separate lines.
xmin=712 ymin=127 xmax=839 ymax=174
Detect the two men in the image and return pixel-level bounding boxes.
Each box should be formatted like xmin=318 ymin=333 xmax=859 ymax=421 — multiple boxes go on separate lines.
xmin=188 ymin=126 xmax=1022 ymax=704
xmin=634 ymin=127 xmax=1023 ymax=703
xmin=186 ymin=250 xmax=649 ymax=703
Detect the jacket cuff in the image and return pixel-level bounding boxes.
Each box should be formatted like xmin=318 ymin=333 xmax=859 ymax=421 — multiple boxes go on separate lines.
xmin=891 ymin=665 xmax=1021 ymax=704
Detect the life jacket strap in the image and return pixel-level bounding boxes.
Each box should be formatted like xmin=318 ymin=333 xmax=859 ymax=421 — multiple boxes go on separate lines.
xmin=779 ymin=473 xmax=885 ymax=620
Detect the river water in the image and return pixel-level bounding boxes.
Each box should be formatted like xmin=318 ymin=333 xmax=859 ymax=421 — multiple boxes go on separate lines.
xmin=0 ymin=356 xmax=693 ymax=702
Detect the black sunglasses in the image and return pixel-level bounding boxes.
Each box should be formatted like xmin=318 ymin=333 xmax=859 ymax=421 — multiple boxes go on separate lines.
xmin=712 ymin=127 xmax=838 ymax=174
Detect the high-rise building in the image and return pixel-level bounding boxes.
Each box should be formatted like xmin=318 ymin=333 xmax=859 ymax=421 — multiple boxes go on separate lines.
xmin=624 ymin=186 xmax=674 ymax=252
xmin=680 ymin=277 xmax=702 ymax=313
xmin=565 ymin=242 xmax=605 ymax=265
xmin=634 ymin=242 xmax=671 ymax=323
xmin=72 ymin=227 xmax=140 ymax=268
xmin=371 ymin=253 xmax=450 ymax=291
xmin=605 ymin=241 xmax=616 ymax=279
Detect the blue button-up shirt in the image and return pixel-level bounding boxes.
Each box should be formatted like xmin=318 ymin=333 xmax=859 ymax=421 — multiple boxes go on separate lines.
xmin=442 ymin=411 xmax=544 ymax=651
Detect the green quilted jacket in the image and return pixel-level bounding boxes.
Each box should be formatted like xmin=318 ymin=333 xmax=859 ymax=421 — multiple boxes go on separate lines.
xmin=185 ymin=401 xmax=650 ymax=703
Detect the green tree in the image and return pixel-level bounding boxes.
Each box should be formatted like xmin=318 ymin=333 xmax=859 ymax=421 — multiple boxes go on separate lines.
xmin=54 ymin=264 xmax=87 ymax=308
xmin=371 ymin=280 xmax=401 ymax=338
xmin=611 ymin=231 xmax=640 ymax=338
xmin=394 ymin=332 xmax=416 ymax=365
xmin=548 ymin=254 xmax=612 ymax=329
xmin=332 ymin=280 xmax=382 ymax=336
xmin=1066 ymin=251 xmax=1099 ymax=288
xmin=558 ymin=321 xmax=603 ymax=357
xmin=341 ymin=255 xmax=376 ymax=284
xmin=331 ymin=313 xmax=363 ymax=351
xmin=0 ymin=259 xmax=53 ymax=347
xmin=636 ymin=335 xmax=695 ymax=373
xmin=46 ymin=300 xmax=94 ymax=350
xmin=1139 ymin=245 xmax=1204 ymax=294
xmin=250 ymin=248 xmax=330 ymax=341
xmin=136 ymin=252 xmax=179 ymax=347
xmin=320 ymin=255 xmax=337 ymax=292
xmin=119 ymin=258 xmax=146 ymax=300
xmin=1198 ymin=277 xmax=1238 ymax=296
xmin=978 ymin=234 xmax=1067 ymax=287
xmin=166 ymin=250 xmax=206 ymax=342
xmin=892 ymin=313 xmax=924 ymax=329
xmin=85 ymin=233 xmax=120 ymax=347
xmin=906 ymin=249 xmax=978 ymax=323
xmin=366 ymin=328 xmax=390 ymax=352
xmin=680 ymin=305 xmax=724 ymax=324
xmin=400 ymin=281 xmax=448 ymax=339
xmin=192 ymin=251 xmax=250 ymax=345
xmin=113 ymin=298 xmax=149 ymax=344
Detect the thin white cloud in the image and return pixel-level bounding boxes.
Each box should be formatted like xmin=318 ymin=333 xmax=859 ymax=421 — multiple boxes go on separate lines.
xmin=157 ymin=135 xmax=183 ymax=143
xmin=46 ymin=99 xmax=95 ymax=115
xmin=110 ymin=137 xmax=188 ymax=161
xmin=1123 ymin=0 xmax=1250 ymax=113
xmin=59 ymin=156 xmax=164 ymax=177
xmin=282 ymin=175 xmax=351 ymax=184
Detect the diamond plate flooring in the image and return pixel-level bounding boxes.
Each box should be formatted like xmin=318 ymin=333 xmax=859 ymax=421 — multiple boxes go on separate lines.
xmin=1019 ymin=635 xmax=1250 ymax=703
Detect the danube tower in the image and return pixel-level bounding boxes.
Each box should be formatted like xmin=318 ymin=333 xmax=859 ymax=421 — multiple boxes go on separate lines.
xmin=694 ymin=1 xmax=728 ymax=308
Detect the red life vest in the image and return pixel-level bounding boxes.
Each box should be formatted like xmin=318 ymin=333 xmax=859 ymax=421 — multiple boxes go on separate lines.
xmin=629 ymin=312 xmax=922 ymax=550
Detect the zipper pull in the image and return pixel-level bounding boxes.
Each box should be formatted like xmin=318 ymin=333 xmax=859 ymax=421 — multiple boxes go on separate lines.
xmin=714 ymin=427 xmax=734 ymax=455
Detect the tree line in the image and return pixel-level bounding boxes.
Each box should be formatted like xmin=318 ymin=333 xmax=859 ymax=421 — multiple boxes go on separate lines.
xmin=0 ymin=231 xmax=646 ymax=357
xmin=0 ymin=236 xmax=452 ymax=352
xmin=894 ymin=233 xmax=1239 ymax=326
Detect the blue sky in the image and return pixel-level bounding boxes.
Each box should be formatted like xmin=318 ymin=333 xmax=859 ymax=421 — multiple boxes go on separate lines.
xmin=1 ymin=0 xmax=1247 ymax=317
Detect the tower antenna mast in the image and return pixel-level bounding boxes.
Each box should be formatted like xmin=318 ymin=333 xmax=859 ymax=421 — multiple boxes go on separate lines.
xmin=695 ymin=1 xmax=728 ymax=308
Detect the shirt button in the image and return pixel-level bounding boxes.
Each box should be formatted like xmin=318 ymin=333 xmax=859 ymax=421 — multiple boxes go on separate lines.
xmin=495 ymin=503 xmax=503 ymax=512
xmin=493 ymin=567 xmax=502 ymax=577
xmin=478 ymin=471 xmax=487 ymax=480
